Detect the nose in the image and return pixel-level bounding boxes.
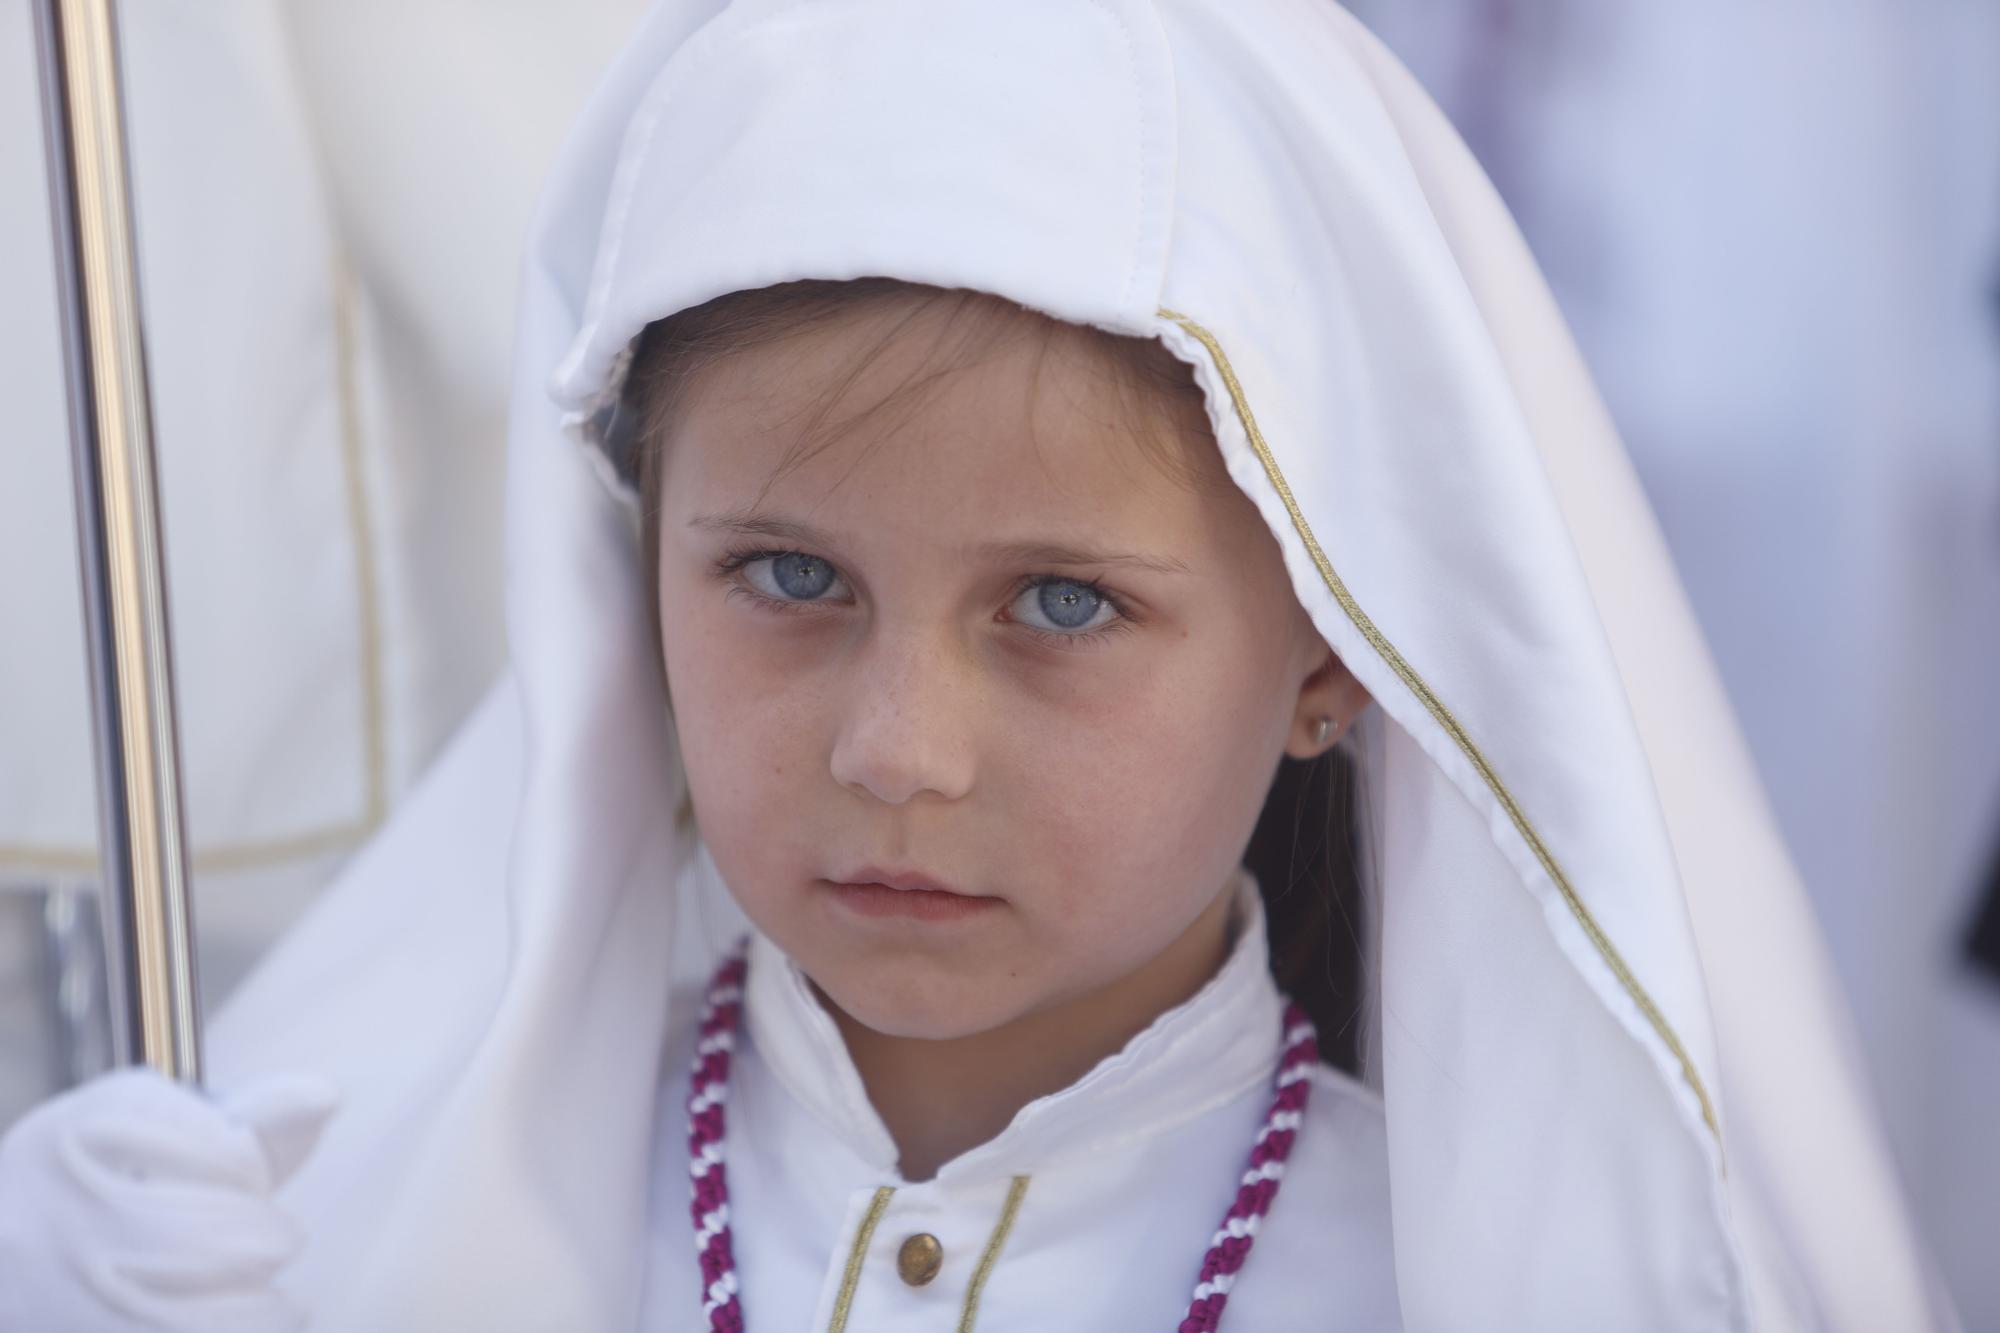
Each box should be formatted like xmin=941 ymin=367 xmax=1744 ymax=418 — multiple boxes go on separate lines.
xmin=828 ymin=626 xmax=979 ymax=806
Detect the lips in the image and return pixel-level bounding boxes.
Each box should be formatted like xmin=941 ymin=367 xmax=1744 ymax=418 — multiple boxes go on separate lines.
xmin=821 ymin=866 xmax=1000 ymax=922
xmin=833 ymin=867 xmax=975 ymax=897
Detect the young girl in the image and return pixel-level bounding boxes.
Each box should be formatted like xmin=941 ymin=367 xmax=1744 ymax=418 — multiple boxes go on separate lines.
xmin=0 ymin=0 xmax=1948 ymax=1329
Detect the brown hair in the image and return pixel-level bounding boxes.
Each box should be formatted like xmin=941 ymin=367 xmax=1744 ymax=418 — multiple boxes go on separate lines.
xmin=623 ymin=279 xmax=1369 ymax=1072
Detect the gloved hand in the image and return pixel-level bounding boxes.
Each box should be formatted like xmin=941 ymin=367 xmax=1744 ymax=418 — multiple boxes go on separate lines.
xmin=0 ymin=1065 xmax=337 ymax=1333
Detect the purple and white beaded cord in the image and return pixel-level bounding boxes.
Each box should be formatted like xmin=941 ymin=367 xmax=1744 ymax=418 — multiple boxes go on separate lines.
xmin=1176 ymin=1002 xmax=1318 ymax=1333
xmin=686 ymin=953 xmax=748 ymax=1333
xmin=685 ymin=945 xmax=1317 ymax=1333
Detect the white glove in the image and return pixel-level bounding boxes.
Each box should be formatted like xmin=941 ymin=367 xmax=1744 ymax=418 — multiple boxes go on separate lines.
xmin=0 ymin=1066 xmax=337 ymax=1333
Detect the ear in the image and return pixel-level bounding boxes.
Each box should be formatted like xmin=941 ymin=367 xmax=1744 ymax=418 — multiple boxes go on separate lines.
xmin=1284 ymin=647 xmax=1374 ymax=760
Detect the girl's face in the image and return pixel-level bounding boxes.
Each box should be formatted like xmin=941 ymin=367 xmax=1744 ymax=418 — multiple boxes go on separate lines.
xmin=653 ymin=299 xmax=1360 ymax=1041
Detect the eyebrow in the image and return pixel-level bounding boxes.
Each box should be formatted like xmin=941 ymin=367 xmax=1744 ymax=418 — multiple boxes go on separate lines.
xmin=689 ymin=511 xmax=1190 ymax=575
xmin=977 ymin=539 xmax=1189 ymax=576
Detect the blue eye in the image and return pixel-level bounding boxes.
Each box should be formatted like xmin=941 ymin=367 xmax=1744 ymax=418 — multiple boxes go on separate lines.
xmin=743 ymin=551 xmax=842 ymax=601
xmin=1013 ymin=578 xmax=1118 ymax=634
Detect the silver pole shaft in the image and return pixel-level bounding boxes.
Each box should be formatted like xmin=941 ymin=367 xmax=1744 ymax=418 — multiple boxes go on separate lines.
xmin=31 ymin=0 xmax=203 ymax=1083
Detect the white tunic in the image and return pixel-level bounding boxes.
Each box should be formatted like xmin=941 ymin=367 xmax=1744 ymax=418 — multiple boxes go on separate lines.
xmin=639 ymin=880 xmax=1402 ymax=1331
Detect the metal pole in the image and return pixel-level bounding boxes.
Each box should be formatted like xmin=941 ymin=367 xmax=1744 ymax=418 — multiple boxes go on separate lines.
xmin=31 ymin=0 xmax=203 ymax=1083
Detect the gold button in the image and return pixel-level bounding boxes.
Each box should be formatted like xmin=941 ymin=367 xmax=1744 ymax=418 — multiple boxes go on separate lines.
xmin=896 ymin=1232 xmax=944 ymax=1286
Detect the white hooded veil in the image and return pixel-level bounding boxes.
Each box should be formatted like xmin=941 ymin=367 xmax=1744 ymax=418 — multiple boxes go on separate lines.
xmin=212 ymin=1 xmax=1944 ymax=1328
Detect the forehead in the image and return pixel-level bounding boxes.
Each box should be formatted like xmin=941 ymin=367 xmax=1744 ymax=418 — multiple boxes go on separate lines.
xmin=657 ymin=299 xmax=1237 ymax=545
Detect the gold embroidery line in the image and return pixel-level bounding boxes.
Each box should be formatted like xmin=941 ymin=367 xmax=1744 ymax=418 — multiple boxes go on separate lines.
xmin=0 ymin=256 xmax=390 ymax=881
xmin=1159 ymin=308 xmax=1721 ymax=1144
xmin=826 ymin=1186 xmax=896 ymax=1333
xmin=0 ymin=823 xmax=377 ymax=879
xmin=957 ymin=1174 xmax=1031 ymax=1333
xmin=333 ymin=255 xmax=390 ymax=834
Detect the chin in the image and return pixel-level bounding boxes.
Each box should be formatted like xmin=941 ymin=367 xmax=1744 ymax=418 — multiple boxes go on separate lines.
xmin=810 ymin=958 xmax=1028 ymax=1042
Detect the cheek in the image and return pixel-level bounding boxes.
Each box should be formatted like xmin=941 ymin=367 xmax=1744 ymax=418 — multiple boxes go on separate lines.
xmin=993 ymin=631 xmax=1288 ymax=929
xmin=657 ymin=580 xmax=827 ymax=882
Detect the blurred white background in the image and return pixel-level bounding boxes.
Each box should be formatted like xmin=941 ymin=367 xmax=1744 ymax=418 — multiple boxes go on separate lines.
xmin=2 ymin=0 xmax=1994 ymax=1322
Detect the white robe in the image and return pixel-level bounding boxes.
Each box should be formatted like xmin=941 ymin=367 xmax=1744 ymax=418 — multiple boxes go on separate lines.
xmin=206 ymin=1 xmax=1947 ymax=1326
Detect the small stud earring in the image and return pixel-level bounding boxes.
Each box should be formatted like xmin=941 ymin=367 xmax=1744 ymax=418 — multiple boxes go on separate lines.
xmin=1313 ymin=716 xmax=1335 ymax=746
